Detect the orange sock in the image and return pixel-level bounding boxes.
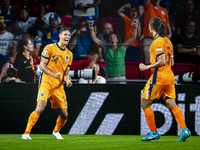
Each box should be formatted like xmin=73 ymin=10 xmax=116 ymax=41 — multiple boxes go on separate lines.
xmin=144 ymin=108 xmax=157 ymax=133
xmin=172 ymin=106 xmax=187 ymax=129
xmin=24 ymin=111 xmax=40 ymax=135
xmin=53 ymin=116 xmax=67 ymax=133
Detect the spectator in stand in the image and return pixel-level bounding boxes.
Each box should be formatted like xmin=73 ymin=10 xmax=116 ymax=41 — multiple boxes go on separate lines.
xmin=42 ymin=13 xmax=60 ymax=49
xmin=43 ymin=0 xmax=57 ymax=13
xmin=69 ymin=17 xmax=95 ymax=60
xmin=34 ymin=18 xmax=48 ymax=38
xmin=143 ymin=0 xmax=171 ymax=63
xmin=68 ymin=0 xmax=101 ymax=26
xmin=79 ymin=62 xmax=106 ymax=84
xmin=13 ymin=27 xmax=42 ymax=62
xmin=175 ymin=20 xmax=200 ymax=65
xmin=89 ymin=20 xmax=138 ymax=84
xmin=0 ymin=54 xmax=10 ymax=73
xmin=0 ymin=62 xmax=23 ymax=83
xmin=0 ymin=0 xmax=19 ymax=36
xmin=97 ymin=22 xmax=122 ymax=60
xmin=28 ymin=0 xmax=45 ymax=18
xmin=0 ymin=16 xmax=14 ymax=61
xmin=18 ymin=5 xmax=37 ymax=35
xmin=13 ymin=35 xmax=36 ymax=82
xmin=175 ymin=0 xmax=200 ymax=36
xmin=55 ymin=0 xmax=73 ymax=28
xmin=42 ymin=12 xmax=62 ymax=26
xmin=117 ymin=3 xmax=142 ymax=62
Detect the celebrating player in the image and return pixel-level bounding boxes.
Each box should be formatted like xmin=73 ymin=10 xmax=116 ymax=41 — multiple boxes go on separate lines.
xmin=21 ymin=27 xmax=73 ymax=139
xmin=139 ymin=17 xmax=191 ymax=142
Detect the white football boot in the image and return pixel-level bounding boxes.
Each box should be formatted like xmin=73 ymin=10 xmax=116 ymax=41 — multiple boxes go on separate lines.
xmin=52 ymin=131 xmax=64 ymax=139
xmin=21 ymin=134 xmax=32 ymax=139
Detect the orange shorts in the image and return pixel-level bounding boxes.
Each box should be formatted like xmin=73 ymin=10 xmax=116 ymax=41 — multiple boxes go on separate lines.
xmin=142 ymin=80 xmax=176 ymax=100
xmin=37 ymin=82 xmax=67 ymax=109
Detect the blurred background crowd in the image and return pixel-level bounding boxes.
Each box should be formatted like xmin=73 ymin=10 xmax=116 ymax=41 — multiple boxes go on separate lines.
xmin=0 ymin=0 xmax=200 ymax=84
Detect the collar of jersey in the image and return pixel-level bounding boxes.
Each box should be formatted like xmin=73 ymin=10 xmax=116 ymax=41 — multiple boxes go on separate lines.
xmin=56 ymin=43 xmax=66 ymax=51
xmin=154 ymin=36 xmax=160 ymax=40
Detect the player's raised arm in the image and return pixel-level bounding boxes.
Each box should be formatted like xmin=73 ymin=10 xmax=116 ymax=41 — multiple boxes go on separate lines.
xmin=64 ymin=67 xmax=73 ymax=87
xmin=40 ymin=57 xmax=61 ymax=79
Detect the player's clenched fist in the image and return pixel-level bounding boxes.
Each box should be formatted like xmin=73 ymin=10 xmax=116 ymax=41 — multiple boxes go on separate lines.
xmin=66 ymin=80 xmax=73 ymax=88
xmin=54 ymin=72 xmax=61 ymax=79
xmin=139 ymin=63 xmax=148 ymax=71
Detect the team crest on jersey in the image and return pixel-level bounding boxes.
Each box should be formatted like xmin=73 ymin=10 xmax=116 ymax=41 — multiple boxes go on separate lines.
xmin=44 ymin=50 xmax=48 ymax=55
xmin=161 ymin=11 xmax=165 ymax=15
xmin=40 ymin=93 xmax=45 ymax=98
xmin=66 ymin=55 xmax=69 ymax=61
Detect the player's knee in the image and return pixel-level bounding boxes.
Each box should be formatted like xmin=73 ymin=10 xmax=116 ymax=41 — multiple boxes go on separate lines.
xmin=35 ymin=101 xmax=47 ymax=115
xmin=141 ymin=101 xmax=147 ymax=110
xmin=61 ymin=113 xmax=68 ymax=120
xmin=35 ymin=107 xmax=45 ymax=115
xmin=165 ymin=98 xmax=176 ymax=110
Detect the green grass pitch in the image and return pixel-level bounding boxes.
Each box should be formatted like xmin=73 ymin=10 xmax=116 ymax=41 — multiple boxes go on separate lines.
xmin=0 ymin=134 xmax=199 ymax=150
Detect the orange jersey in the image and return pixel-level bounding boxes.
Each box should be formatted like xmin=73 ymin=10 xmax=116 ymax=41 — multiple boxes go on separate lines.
xmin=40 ymin=43 xmax=73 ymax=87
xmin=149 ymin=36 xmax=175 ymax=85
xmin=124 ymin=15 xmax=139 ymax=47
xmin=144 ymin=2 xmax=169 ymax=38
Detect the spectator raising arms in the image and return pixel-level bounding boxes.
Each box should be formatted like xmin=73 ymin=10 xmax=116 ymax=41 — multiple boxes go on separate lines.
xmin=97 ymin=22 xmax=122 ymax=60
xmin=117 ymin=3 xmax=142 ymax=62
xmin=13 ymin=35 xmax=36 ymax=82
xmin=88 ymin=20 xmax=138 ymax=84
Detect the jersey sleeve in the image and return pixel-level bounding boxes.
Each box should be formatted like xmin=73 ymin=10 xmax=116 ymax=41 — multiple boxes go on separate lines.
xmin=170 ymin=43 xmax=174 ymax=58
xmin=154 ymin=41 xmax=165 ymax=58
xmin=68 ymin=53 xmax=73 ymax=67
xmin=41 ymin=45 xmax=52 ymax=59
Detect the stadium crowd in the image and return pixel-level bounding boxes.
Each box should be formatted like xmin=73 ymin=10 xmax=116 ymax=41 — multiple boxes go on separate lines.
xmin=0 ymin=0 xmax=200 ymax=83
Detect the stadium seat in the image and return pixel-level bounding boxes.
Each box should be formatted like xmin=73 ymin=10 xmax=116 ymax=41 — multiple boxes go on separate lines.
xmin=144 ymin=63 xmax=197 ymax=79
xmin=172 ymin=63 xmax=196 ymax=76
xmin=70 ymin=60 xmax=84 ymax=70
xmin=100 ymin=17 xmax=125 ymax=41
xmin=98 ymin=61 xmax=106 ymax=71
xmin=125 ymin=62 xmax=143 ymax=79
xmin=197 ymin=64 xmax=200 ymax=80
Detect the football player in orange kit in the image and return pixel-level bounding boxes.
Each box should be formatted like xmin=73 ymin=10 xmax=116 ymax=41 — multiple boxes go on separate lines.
xmin=139 ymin=17 xmax=191 ymax=142
xmin=21 ymin=27 xmax=73 ymax=140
